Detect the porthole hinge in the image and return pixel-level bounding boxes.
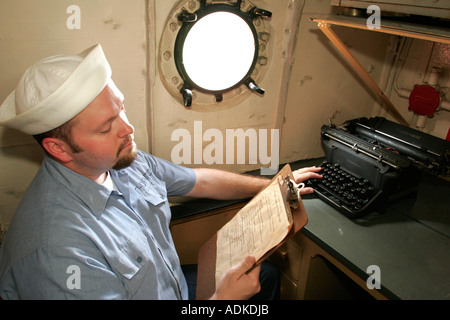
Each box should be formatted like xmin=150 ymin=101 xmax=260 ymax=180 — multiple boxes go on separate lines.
xmin=178 ymin=10 xmax=197 ymax=23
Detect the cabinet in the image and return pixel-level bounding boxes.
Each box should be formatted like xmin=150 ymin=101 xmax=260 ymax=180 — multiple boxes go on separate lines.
xmin=270 ymin=232 xmax=387 ymax=299
xmin=170 ymin=202 xmax=244 ymax=265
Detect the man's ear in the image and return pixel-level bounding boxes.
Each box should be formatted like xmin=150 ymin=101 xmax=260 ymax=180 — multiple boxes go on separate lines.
xmin=41 ymin=137 xmax=73 ymax=163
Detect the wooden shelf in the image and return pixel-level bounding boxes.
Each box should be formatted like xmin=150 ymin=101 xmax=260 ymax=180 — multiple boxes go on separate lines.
xmin=312 ymin=17 xmax=450 ymax=44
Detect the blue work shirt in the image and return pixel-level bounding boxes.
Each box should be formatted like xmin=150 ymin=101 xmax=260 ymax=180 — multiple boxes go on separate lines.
xmin=0 ymin=151 xmax=196 ymax=299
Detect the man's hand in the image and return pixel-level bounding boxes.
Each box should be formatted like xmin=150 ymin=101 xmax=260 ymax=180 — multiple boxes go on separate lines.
xmin=292 ymin=166 xmax=322 ymax=195
xmin=210 ymin=255 xmax=261 ymax=300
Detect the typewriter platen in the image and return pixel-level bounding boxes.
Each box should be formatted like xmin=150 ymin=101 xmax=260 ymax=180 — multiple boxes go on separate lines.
xmin=306 ymin=117 xmax=450 ymax=218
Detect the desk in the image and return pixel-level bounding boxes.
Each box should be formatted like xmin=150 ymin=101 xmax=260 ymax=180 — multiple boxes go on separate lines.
xmin=170 ymin=159 xmax=450 ymax=300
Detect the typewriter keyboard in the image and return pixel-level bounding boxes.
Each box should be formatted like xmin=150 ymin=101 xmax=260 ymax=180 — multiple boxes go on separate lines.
xmin=305 ymin=161 xmax=382 ymax=218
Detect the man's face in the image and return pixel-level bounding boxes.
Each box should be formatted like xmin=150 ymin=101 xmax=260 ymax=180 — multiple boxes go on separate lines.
xmin=66 ymin=82 xmax=138 ymax=178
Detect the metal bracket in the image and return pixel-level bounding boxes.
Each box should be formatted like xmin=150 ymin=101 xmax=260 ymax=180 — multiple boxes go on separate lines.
xmin=312 ymin=18 xmax=409 ymax=126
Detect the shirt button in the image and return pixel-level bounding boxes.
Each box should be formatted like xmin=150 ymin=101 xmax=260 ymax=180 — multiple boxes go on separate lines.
xmin=136 ymin=256 xmax=143 ymax=264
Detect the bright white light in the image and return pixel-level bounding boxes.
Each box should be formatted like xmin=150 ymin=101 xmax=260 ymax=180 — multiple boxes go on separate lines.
xmin=182 ymin=11 xmax=256 ymax=91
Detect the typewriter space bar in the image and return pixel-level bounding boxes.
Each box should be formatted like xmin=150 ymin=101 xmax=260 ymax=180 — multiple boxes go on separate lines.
xmin=314 ymin=182 xmax=357 ymax=210
xmin=314 ymin=188 xmax=342 ymax=207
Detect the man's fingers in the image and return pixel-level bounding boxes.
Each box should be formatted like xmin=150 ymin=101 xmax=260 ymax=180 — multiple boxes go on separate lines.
xmin=211 ymin=255 xmax=261 ymax=300
xmin=235 ymin=255 xmax=257 ymax=274
xmin=233 ymin=255 xmax=261 ymax=283
xmin=294 ymin=166 xmax=322 ymax=175
xmin=293 ymin=167 xmax=323 ymax=184
xmin=299 ymin=186 xmax=315 ymax=195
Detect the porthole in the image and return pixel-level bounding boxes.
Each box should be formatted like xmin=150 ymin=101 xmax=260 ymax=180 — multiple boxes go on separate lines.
xmin=159 ymin=0 xmax=272 ymax=109
xmin=179 ymin=11 xmax=256 ymax=93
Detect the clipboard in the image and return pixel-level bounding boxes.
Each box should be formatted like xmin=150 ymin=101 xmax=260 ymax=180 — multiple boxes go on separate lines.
xmin=196 ymin=164 xmax=308 ymax=300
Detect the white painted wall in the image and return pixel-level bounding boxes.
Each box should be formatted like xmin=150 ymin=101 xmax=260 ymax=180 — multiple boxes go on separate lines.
xmin=0 ymin=0 xmax=148 ymax=231
xmin=1 ymin=0 xmax=448 ymax=233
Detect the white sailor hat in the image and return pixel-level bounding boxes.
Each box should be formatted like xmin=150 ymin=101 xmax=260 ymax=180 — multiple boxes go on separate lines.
xmin=0 ymin=44 xmax=111 ymax=135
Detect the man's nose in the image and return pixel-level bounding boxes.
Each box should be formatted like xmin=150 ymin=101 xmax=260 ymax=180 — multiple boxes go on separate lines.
xmin=118 ymin=112 xmax=135 ymax=137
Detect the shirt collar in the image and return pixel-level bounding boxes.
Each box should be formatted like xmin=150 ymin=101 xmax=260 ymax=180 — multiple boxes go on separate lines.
xmin=43 ymin=155 xmax=114 ymax=218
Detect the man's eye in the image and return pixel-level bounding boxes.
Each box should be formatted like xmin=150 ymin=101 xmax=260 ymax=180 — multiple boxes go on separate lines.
xmin=100 ymin=128 xmax=111 ymax=134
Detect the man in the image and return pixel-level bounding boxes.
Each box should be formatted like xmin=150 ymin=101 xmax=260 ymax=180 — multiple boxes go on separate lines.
xmin=0 ymin=44 xmax=322 ymax=299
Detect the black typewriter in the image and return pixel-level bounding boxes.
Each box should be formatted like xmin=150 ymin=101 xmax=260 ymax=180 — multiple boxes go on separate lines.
xmin=306 ymin=117 xmax=450 ymax=219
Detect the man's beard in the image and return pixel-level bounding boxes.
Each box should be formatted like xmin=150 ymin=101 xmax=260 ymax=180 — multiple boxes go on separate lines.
xmin=113 ymin=138 xmax=138 ymax=170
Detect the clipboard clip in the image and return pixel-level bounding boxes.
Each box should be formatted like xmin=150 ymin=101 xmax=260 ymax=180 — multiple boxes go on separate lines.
xmin=284 ymin=176 xmax=304 ymax=209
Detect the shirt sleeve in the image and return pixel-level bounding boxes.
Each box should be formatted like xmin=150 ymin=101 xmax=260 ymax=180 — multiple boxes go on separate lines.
xmin=139 ymin=152 xmax=196 ymax=197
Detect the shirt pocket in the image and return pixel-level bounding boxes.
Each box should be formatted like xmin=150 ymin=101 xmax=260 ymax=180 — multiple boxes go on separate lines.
xmin=141 ymin=187 xmax=166 ymax=207
xmin=133 ymin=169 xmax=168 ymax=206
xmin=113 ymin=222 xmax=150 ymax=296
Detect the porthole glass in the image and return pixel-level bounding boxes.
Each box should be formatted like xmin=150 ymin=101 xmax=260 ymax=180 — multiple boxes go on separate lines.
xmin=181 ymin=11 xmax=256 ymax=92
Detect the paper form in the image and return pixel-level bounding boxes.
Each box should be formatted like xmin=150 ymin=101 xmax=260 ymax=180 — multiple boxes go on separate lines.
xmin=215 ymin=176 xmax=293 ymax=285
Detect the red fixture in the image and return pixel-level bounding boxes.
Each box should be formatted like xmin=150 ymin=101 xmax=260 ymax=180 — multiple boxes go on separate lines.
xmin=408 ymin=84 xmax=440 ymax=117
